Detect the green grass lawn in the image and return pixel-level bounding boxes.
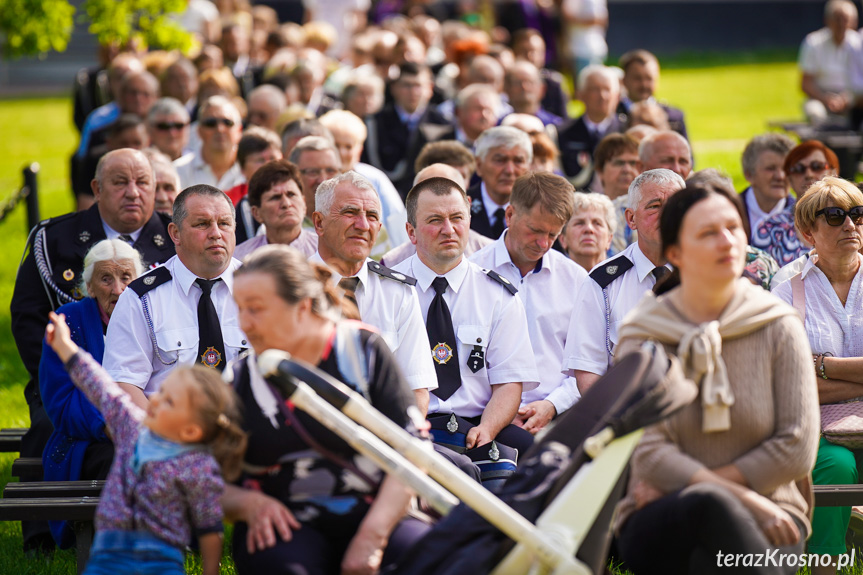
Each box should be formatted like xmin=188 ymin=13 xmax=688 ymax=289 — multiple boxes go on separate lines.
xmin=0 ymin=55 xmax=856 ymax=574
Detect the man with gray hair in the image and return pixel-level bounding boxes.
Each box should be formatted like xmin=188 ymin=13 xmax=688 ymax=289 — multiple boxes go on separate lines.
xmin=289 ymin=135 xmax=342 ymax=220
xmin=309 ymin=171 xmax=438 ymax=413
xmin=174 ymin=95 xmax=244 ymax=190
xmin=739 ymin=133 xmax=795 ymax=241
xmin=147 ymin=97 xmax=192 ymax=161
xmin=103 ymin=184 xmax=243 ymax=404
xmin=638 ymin=130 xmax=693 ymax=179
xmin=561 ymin=168 xmax=685 ymax=394
xmin=800 ymin=0 xmax=860 ymax=122
xmin=503 ymin=60 xmax=563 ymax=126
xmin=468 ymin=126 xmax=533 ymax=239
xmin=557 ymin=65 xmax=623 ymax=188
xmin=451 ymin=84 xmax=502 ymax=148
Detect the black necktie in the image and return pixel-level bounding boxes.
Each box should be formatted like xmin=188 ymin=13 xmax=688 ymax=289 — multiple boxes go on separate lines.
xmin=118 ymin=234 xmax=134 ymax=245
xmin=196 ymin=278 xmax=226 ymax=371
xmin=652 ymin=266 xmax=671 ymax=284
xmin=490 ymin=207 xmax=507 ymax=239
xmin=427 ymin=277 xmax=461 ymax=400
xmin=338 ymin=277 xmax=360 ymax=310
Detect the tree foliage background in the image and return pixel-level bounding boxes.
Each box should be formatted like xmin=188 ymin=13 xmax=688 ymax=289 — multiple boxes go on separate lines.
xmin=0 ymin=0 xmax=193 ymax=59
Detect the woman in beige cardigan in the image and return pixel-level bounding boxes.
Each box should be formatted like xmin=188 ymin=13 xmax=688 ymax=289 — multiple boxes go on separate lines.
xmin=613 ymin=183 xmax=820 ymax=575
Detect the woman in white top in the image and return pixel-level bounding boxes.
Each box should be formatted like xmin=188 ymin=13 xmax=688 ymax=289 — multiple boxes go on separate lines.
xmin=772 ymin=176 xmax=863 ymax=575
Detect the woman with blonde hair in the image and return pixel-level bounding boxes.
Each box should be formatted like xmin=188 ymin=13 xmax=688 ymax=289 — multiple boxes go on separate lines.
xmin=772 ymin=176 xmax=863 ymax=574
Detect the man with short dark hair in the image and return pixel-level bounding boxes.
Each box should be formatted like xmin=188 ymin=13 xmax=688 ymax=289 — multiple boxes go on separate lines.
xmin=11 ymin=148 xmax=175 ymax=552
xmin=362 ymin=63 xmax=449 ymax=196
xmin=103 ymin=185 xmax=244 ymax=405
xmin=394 ymin=177 xmax=539 ymax=454
xmin=617 ymin=49 xmax=688 ymax=139
xmin=470 ymin=172 xmax=586 ymax=433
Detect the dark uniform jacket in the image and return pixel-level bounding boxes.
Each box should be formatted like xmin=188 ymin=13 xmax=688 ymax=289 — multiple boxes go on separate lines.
xmin=11 ymin=204 xmax=175 ymax=389
xmin=557 ymin=114 xmax=624 ymax=189
xmin=361 ymin=103 xmax=450 ymax=198
xmin=467 ymin=183 xmax=505 ymax=240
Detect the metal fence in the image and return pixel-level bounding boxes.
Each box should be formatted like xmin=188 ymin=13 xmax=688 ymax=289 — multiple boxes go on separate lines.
xmin=0 ymin=164 xmax=41 ymax=231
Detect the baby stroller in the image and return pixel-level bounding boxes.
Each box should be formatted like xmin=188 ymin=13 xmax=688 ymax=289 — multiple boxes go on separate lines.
xmin=258 ymin=341 xmax=697 ymax=575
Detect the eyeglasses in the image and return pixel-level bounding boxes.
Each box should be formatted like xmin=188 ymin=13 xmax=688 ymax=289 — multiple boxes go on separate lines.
xmin=200 ymin=117 xmax=235 ymax=129
xmin=154 ymin=122 xmax=188 ymax=131
xmin=788 ymin=161 xmax=829 ymax=175
xmin=815 ymin=206 xmax=863 ymax=226
xmin=300 ymin=167 xmax=340 ymax=178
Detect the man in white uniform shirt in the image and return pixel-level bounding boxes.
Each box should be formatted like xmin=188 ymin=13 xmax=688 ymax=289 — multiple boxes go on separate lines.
xmin=309 ymin=171 xmax=438 ymax=413
xmin=394 ymin=176 xmax=539 ymax=454
xmin=104 ymin=185 xmax=246 ymax=406
xmin=562 ymin=168 xmax=684 ymax=394
xmin=471 ymin=172 xmax=586 ymax=434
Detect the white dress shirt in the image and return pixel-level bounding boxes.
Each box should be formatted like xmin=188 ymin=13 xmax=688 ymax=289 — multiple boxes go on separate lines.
xmin=470 ymin=233 xmax=587 ymax=414
xmin=310 ymin=253 xmax=438 ymax=391
xmin=394 ymin=255 xmax=539 ymax=418
xmin=174 ymin=151 xmax=245 ymax=192
xmin=103 ymin=255 xmax=246 ymax=395
xmin=772 ymin=254 xmax=863 ymax=358
xmin=562 ymin=242 xmax=666 ymax=377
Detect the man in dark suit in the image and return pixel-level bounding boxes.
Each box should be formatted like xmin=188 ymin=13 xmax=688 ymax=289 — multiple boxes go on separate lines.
xmin=363 ymin=62 xmax=450 ymax=198
xmin=10 ymin=148 xmax=175 ymax=552
xmin=467 ymin=126 xmax=533 ymax=239
xmin=558 ymin=65 xmax=624 ymax=189
xmin=617 ymin=50 xmax=689 ymax=141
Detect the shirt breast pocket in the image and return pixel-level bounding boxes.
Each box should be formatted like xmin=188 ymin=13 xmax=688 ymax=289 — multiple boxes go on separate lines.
xmin=457 ymin=325 xmax=491 ymax=373
xmin=155 ymin=327 xmax=198 ymax=363
xmin=223 ymin=327 xmax=248 ymax=352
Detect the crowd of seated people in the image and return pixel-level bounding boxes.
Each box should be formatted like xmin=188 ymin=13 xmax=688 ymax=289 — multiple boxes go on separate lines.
xmin=13 ymin=1 xmax=863 ymax=573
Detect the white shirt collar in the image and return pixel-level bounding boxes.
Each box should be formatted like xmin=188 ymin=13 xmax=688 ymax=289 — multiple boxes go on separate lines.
xmin=173 ymin=256 xmax=238 ymax=297
xmin=480 ymin=182 xmax=508 ymax=226
xmin=492 ymin=230 xmax=547 ymax=277
xmin=412 ymin=256 xmax=469 ymax=294
xmin=631 ymin=242 xmax=667 ymax=283
xmin=583 ymin=115 xmax=614 ymax=135
xmin=310 ymin=252 xmax=370 ymax=287
xmin=102 ymin=222 xmax=143 ymax=243
xmin=745 ymin=187 xmax=787 ymax=228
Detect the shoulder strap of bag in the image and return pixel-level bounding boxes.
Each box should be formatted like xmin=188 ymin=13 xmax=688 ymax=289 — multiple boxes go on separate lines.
xmin=790 ymin=271 xmax=805 ymax=324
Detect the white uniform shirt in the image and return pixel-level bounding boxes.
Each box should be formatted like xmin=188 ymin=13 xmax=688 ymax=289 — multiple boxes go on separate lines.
xmin=103 ymin=256 xmax=246 ymax=395
xmin=174 ymin=151 xmax=245 ymax=192
xmin=562 ymin=242 xmax=666 ymax=377
xmin=772 ymin=254 xmax=863 ymax=358
xmin=470 ymin=233 xmax=586 ymax=414
xmin=310 ymin=253 xmax=438 ymax=391
xmin=394 ymin=255 xmax=540 ymax=418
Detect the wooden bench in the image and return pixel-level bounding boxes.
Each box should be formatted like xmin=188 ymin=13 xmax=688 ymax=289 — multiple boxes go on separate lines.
xmin=1 ymin=479 xmax=103 ymax=574
xmin=814 ymin=484 xmax=863 ymax=507
xmin=10 ymin=457 xmax=42 ymax=478
xmin=0 ymin=428 xmax=27 ymax=453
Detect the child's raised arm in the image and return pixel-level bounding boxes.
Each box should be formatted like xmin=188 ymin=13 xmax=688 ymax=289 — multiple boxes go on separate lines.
xmin=46 ymin=312 xmax=80 ymax=363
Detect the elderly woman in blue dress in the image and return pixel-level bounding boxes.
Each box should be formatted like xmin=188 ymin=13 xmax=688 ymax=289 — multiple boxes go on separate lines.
xmin=39 ymin=239 xmax=143 ymax=548
xmin=772 ymin=176 xmax=863 ymax=575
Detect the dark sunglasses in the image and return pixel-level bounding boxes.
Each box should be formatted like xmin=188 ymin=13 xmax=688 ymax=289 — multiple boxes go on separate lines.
xmin=200 ymin=117 xmax=235 ymax=129
xmin=788 ymin=161 xmax=829 ymax=175
xmin=154 ymin=121 xmax=187 ymax=131
xmin=815 ymin=206 xmax=863 ymax=226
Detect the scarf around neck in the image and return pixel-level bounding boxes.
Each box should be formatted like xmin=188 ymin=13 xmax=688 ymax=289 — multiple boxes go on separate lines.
xmin=617 ymin=278 xmax=797 ymax=433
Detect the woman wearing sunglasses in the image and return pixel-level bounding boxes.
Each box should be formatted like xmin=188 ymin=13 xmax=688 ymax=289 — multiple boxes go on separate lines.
xmin=753 ymin=141 xmax=839 ymax=267
xmin=772 ymin=176 xmax=863 ymax=575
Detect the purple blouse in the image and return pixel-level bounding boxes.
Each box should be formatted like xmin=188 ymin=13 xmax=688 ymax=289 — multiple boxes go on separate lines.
xmin=66 ymin=351 xmax=224 ymax=547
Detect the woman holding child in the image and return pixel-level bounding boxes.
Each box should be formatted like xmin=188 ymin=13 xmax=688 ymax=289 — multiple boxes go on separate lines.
xmin=613 ymin=182 xmax=819 ymax=574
